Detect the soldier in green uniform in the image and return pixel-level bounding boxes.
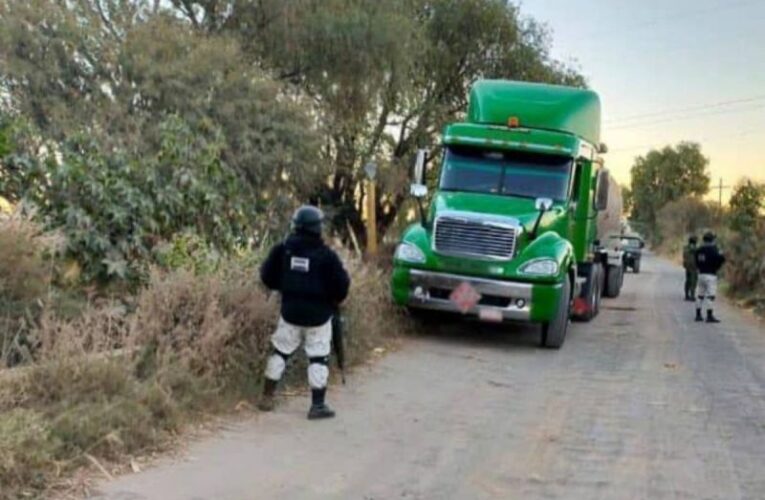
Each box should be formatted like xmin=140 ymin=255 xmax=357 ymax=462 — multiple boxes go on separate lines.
xmin=683 ymin=236 xmax=698 ymax=301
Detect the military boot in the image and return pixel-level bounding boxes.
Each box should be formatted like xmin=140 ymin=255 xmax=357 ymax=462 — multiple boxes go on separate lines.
xmin=695 ymin=309 xmax=704 ymax=322
xmin=307 ymin=389 xmax=335 ymax=420
xmin=706 ymin=310 xmax=721 ymax=323
xmin=258 ymin=378 xmax=278 ymax=412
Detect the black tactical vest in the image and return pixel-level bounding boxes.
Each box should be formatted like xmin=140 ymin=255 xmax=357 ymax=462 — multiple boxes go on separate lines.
xmin=280 ymin=245 xmax=326 ymax=300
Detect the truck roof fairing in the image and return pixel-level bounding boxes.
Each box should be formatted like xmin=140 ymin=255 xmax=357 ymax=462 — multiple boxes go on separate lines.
xmin=468 ymin=80 xmax=601 ymax=145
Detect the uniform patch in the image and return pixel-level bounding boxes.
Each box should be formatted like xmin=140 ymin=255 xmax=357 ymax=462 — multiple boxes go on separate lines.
xmin=290 ymin=257 xmax=310 ymax=272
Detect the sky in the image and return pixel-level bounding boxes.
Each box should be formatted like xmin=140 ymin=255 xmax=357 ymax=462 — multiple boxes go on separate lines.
xmin=521 ymin=0 xmax=765 ymax=200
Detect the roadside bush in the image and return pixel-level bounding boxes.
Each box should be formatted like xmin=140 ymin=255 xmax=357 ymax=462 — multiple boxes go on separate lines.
xmin=654 ymin=197 xmax=724 ymax=257
xmin=343 ymin=254 xmax=410 ymax=365
xmin=0 ymin=215 xmax=60 ymax=366
xmin=0 ymin=357 xmax=201 ymax=499
xmin=0 ymin=252 xmax=407 ymax=498
xmin=0 ymin=408 xmax=59 ymax=495
xmin=3 ymin=118 xmax=261 ymax=284
xmin=128 ymin=261 xmax=276 ymax=391
xmin=722 ymin=220 xmax=765 ymax=304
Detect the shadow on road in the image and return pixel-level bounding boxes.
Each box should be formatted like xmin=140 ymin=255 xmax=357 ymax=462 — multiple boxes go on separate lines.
xmin=409 ymin=316 xmax=543 ymax=351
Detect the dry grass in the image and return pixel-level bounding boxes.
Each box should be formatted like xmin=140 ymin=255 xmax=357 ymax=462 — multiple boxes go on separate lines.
xmin=0 ymin=252 xmax=409 ymax=499
xmin=722 ymin=220 xmax=765 ymax=315
xmin=0 ymin=214 xmax=61 ymax=366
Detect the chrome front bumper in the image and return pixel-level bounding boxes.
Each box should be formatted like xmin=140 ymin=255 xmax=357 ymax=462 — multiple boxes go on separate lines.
xmin=407 ymin=269 xmax=532 ymax=321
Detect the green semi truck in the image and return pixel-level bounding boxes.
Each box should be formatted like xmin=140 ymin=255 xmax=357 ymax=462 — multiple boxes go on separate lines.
xmin=391 ymin=80 xmax=623 ymax=348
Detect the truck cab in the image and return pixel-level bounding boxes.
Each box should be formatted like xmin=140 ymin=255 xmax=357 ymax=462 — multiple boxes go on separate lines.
xmin=391 ymin=80 xmax=619 ymax=348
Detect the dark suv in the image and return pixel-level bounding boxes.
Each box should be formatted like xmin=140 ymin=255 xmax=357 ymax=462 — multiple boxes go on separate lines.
xmin=610 ymin=235 xmax=645 ymax=273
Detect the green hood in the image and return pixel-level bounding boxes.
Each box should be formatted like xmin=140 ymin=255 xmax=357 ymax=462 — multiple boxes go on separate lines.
xmin=432 ymin=191 xmax=545 ymax=229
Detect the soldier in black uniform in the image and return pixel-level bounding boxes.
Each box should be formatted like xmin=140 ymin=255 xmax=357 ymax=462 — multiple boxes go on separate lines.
xmin=258 ymin=205 xmax=351 ymax=419
xmin=694 ymin=231 xmax=726 ymax=323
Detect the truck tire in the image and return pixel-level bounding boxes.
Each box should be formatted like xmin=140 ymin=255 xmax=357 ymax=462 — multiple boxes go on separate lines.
xmin=542 ymin=277 xmax=571 ymax=349
xmin=593 ymin=264 xmax=603 ymax=315
xmin=575 ymin=263 xmax=600 ymax=322
xmin=603 ymin=264 xmax=623 ymax=298
xmin=633 ymin=259 xmax=641 ymax=274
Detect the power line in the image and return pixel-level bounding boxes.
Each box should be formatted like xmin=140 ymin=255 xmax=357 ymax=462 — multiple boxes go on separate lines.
xmin=605 ymin=94 xmax=765 ymax=125
xmin=608 ymin=128 xmax=765 ymax=154
xmin=607 ymin=103 xmax=765 ymax=131
xmin=570 ymin=0 xmax=760 ymax=44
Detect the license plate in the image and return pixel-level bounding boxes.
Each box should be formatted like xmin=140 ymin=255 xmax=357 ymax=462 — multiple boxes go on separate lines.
xmin=478 ymin=308 xmax=503 ymax=323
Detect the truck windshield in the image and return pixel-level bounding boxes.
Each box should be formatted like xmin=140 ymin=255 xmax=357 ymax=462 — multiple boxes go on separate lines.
xmin=439 ymin=146 xmax=573 ymax=201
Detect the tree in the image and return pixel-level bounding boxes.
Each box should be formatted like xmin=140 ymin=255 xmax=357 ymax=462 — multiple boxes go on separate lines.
xmin=629 ymin=142 xmax=711 ymax=241
xmin=0 ymin=1 xmax=328 ymax=238
xmin=0 ymin=0 xmax=585 ymax=263
xmin=166 ymin=0 xmax=586 ymax=241
xmin=728 ymin=178 xmax=765 ymax=232
xmin=622 ymin=185 xmax=633 ymax=216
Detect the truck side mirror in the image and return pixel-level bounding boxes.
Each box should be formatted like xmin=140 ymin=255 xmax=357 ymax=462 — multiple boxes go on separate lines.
xmin=530 ymin=197 xmax=554 ymax=240
xmin=595 ymin=169 xmax=610 ymax=211
xmin=535 ymin=197 xmax=554 ymax=212
xmin=598 ymin=143 xmax=609 ymax=154
xmin=410 ymin=149 xmax=429 ymax=199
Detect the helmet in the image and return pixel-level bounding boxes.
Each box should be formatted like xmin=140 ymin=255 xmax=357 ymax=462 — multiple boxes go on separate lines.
xmin=291 ymin=205 xmax=324 ymax=236
xmin=702 ymin=231 xmax=716 ymax=243
xmin=689 ymin=235 xmax=698 ymax=244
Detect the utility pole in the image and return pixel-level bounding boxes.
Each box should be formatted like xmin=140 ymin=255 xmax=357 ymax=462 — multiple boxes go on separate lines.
xmin=364 ymin=162 xmax=378 ymax=256
xmin=715 ymin=177 xmax=732 ymax=208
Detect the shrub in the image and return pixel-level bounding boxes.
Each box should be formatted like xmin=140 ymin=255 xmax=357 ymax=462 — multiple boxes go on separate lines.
xmin=0 ymin=408 xmax=59 ymax=497
xmin=0 ymin=215 xmax=61 ymax=366
xmin=722 ymin=220 xmax=765 ymax=300
xmin=728 ymin=179 xmax=765 ymax=232
xmin=2 ymin=118 xmax=263 ymax=284
xmin=0 ymin=248 xmax=408 ymax=498
xmin=654 ymin=197 xmax=724 ymax=257
xmin=127 ymin=262 xmax=276 ymax=391
xmin=342 ymin=253 xmax=410 ymax=365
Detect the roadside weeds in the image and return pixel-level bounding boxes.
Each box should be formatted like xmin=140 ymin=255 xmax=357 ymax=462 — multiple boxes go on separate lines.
xmin=0 ymin=257 xmax=411 ymax=500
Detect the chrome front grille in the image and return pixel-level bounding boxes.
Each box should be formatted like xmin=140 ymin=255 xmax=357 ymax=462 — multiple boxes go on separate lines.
xmin=434 ymin=215 xmax=518 ymax=260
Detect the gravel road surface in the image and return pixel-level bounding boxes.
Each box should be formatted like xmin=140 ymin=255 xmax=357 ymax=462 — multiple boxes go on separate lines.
xmin=94 ymin=253 xmax=765 ymax=500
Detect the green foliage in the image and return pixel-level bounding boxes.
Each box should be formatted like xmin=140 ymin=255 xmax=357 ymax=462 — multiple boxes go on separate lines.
xmin=0 ymin=119 xmax=10 ymax=159
xmin=724 ymin=219 xmax=765 ymax=303
xmin=155 ymin=231 xmax=222 ymax=275
xmin=0 ymin=1 xmax=327 ymax=253
xmin=0 ymin=408 xmax=59 ymax=496
xmin=0 ymin=216 xmax=56 ymax=367
xmin=629 ymin=142 xmax=711 ymax=242
xmin=728 ymin=178 xmax=765 ymax=232
xmin=3 ymin=117 xmax=259 ymax=283
xmin=169 ymin=0 xmax=586 ymax=240
xmin=622 ymin=186 xmax=633 ymax=215
xmin=0 ymin=0 xmax=583 ymax=280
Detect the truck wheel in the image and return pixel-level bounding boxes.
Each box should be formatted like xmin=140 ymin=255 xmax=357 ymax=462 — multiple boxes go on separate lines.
xmin=619 ymin=266 xmax=627 ymax=293
xmin=633 ymin=259 xmax=641 ymax=274
xmin=593 ymin=264 xmax=603 ymax=315
xmin=575 ymin=263 xmax=600 ymax=322
xmin=542 ymin=277 xmax=571 ymax=349
xmin=604 ymin=264 xmax=623 ymax=298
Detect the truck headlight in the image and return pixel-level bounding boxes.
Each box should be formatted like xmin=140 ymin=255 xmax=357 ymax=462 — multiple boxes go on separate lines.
xmin=519 ymin=258 xmax=559 ymax=276
xmin=394 ymin=242 xmax=426 ymax=264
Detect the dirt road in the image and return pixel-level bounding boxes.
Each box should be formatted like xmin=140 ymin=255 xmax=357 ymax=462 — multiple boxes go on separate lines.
xmin=94 ymin=254 xmax=765 ymax=500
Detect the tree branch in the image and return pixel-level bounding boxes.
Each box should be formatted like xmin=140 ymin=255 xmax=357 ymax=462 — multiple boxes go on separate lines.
xmin=92 ymin=0 xmax=122 ymax=40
